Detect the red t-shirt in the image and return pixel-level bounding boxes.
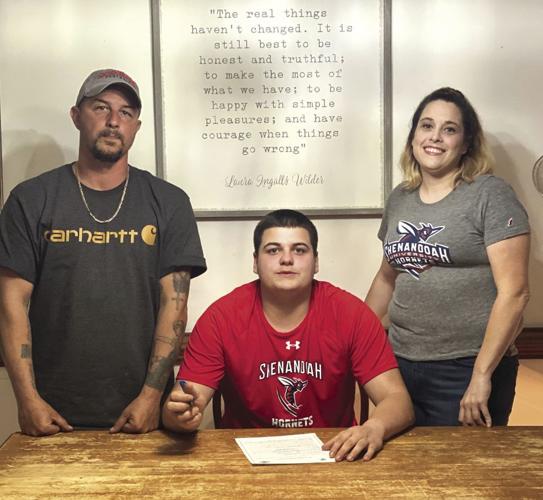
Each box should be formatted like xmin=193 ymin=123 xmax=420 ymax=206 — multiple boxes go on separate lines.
xmin=179 ymin=280 xmax=397 ymax=428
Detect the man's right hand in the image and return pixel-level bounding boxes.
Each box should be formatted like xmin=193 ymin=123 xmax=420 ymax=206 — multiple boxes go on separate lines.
xmin=163 ymin=381 xmax=204 ymax=431
xmin=18 ymin=396 xmax=73 ymax=436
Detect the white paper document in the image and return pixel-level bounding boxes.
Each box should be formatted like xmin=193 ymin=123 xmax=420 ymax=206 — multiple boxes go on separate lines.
xmin=235 ymin=433 xmax=335 ymax=465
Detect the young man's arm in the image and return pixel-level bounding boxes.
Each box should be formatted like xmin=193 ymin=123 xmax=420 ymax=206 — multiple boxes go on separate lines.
xmin=322 ymin=368 xmax=414 ymax=461
xmin=0 ymin=268 xmax=73 ymax=436
xmin=110 ymin=268 xmax=192 ymax=433
xmin=162 ymin=380 xmax=215 ymax=432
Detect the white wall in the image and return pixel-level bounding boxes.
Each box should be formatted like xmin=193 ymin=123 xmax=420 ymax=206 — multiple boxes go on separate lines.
xmin=0 ymin=0 xmax=156 ymax=195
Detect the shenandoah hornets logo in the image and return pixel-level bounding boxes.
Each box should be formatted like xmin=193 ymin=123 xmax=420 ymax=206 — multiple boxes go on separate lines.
xmin=276 ymin=376 xmax=308 ymax=417
xmin=384 ymin=220 xmax=452 ymax=279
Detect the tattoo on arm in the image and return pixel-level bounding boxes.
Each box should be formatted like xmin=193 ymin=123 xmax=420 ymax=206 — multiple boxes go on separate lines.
xmin=154 ymin=335 xmax=177 ymax=348
xmin=173 ymin=319 xmax=185 ymax=338
xmin=174 ymin=319 xmax=190 ymax=362
xmin=172 ymin=271 xmax=190 ymax=310
xmin=145 ymin=350 xmax=178 ymax=391
xmin=154 ymin=319 xmax=186 ymax=347
xmin=146 ymin=271 xmax=190 ymax=390
xmin=146 ymin=319 xmax=187 ymax=391
xmin=21 ymin=344 xmax=32 ymax=359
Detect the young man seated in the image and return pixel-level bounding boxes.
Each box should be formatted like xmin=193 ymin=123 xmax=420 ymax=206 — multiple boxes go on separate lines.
xmin=163 ymin=210 xmax=414 ymax=461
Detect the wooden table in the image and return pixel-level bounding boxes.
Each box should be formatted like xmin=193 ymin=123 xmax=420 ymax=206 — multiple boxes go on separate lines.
xmin=1 ymin=427 xmax=542 ymax=498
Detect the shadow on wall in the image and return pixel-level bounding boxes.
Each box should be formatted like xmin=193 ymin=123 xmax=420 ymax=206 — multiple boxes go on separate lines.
xmin=489 ymin=134 xmax=543 ymax=327
xmin=2 ymin=129 xmax=75 ymax=199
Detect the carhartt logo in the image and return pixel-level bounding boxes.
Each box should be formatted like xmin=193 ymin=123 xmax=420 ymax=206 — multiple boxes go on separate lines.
xmin=141 ymin=225 xmax=157 ymax=246
xmin=44 ymin=227 xmax=139 ymax=244
xmin=285 ymin=340 xmax=301 ymax=350
xmin=43 ymin=225 xmax=158 ymax=246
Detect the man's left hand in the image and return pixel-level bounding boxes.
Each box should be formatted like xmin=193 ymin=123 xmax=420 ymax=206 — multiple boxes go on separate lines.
xmin=110 ymin=391 xmax=161 ymax=434
xmin=322 ymin=419 xmax=385 ymax=462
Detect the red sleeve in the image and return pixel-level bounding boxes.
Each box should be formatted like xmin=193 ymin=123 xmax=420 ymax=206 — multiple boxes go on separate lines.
xmin=350 ymin=302 xmax=398 ymax=386
xmin=177 ymin=306 xmax=225 ymax=389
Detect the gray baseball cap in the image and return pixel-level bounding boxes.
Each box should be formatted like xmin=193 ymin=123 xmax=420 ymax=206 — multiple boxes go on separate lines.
xmin=75 ymin=68 xmax=141 ymax=109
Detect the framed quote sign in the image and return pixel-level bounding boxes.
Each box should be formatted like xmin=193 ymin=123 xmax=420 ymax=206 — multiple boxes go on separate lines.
xmin=160 ymin=0 xmax=385 ymax=215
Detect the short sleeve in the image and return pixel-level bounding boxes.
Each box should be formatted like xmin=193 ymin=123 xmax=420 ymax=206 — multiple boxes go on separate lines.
xmin=0 ymin=188 xmax=40 ymax=283
xmin=378 ymin=200 xmax=390 ymax=242
xmin=160 ymin=193 xmax=206 ymax=278
xmin=378 ymin=185 xmax=404 ymax=242
xmin=178 ymin=307 xmax=225 ymax=389
xmin=474 ymin=177 xmax=530 ymax=247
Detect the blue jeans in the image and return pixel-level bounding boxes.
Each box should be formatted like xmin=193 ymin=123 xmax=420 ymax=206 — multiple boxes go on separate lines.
xmin=397 ymin=355 xmax=519 ymax=426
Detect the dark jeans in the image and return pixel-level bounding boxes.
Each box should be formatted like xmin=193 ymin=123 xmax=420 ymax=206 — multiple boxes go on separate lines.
xmin=397 ymin=355 xmax=519 ymax=426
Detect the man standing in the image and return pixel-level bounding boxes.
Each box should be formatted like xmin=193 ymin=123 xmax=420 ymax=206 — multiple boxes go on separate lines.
xmin=163 ymin=210 xmax=413 ymax=461
xmin=0 ymin=69 xmax=206 ymax=435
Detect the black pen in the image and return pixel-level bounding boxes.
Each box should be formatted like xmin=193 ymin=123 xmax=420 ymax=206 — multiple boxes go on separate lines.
xmin=178 ymin=380 xmax=194 ymax=407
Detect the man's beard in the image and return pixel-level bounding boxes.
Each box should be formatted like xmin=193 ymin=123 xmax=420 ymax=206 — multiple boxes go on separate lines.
xmin=91 ymin=131 xmax=125 ymax=163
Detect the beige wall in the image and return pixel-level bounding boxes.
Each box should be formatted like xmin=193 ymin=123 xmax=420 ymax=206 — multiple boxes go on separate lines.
xmin=0 ymin=368 xmax=19 ymax=444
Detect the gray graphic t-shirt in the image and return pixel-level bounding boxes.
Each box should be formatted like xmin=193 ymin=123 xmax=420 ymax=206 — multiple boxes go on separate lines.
xmin=378 ymin=175 xmax=529 ymax=361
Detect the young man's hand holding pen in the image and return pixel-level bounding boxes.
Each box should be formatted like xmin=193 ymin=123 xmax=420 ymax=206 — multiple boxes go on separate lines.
xmin=164 ymin=380 xmax=203 ymax=430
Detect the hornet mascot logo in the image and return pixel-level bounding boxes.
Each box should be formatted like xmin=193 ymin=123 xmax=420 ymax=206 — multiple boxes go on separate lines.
xmin=398 ymin=220 xmax=443 ymax=244
xmin=276 ymin=376 xmax=308 ymax=417
xmin=383 ymin=220 xmax=452 ymax=279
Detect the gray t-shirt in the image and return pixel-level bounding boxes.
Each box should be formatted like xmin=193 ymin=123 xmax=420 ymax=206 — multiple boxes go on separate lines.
xmin=0 ymin=164 xmax=206 ymax=427
xmin=378 ymin=175 xmax=529 ymax=361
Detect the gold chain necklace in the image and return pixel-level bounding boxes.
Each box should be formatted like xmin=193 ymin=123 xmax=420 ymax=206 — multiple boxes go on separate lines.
xmin=74 ymin=163 xmax=129 ymax=224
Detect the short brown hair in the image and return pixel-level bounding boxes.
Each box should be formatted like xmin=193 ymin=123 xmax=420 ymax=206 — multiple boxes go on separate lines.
xmin=253 ymin=209 xmax=318 ymax=254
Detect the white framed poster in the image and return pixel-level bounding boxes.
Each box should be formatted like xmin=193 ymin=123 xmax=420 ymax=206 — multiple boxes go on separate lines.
xmin=161 ymin=0 xmax=384 ymax=214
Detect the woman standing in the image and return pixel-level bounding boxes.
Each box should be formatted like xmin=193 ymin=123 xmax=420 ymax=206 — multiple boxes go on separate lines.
xmin=366 ymin=87 xmax=530 ymax=427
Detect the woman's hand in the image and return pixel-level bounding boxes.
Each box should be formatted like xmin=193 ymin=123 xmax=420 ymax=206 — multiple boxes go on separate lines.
xmin=459 ymin=373 xmax=492 ymax=427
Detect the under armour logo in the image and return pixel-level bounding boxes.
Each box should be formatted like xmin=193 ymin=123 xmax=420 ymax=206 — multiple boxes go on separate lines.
xmin=285 ymin=340 xmax=301 ymax=350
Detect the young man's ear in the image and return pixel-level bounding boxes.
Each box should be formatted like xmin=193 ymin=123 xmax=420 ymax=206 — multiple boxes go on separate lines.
xmin=70 ymin=106 xmax=81 ymax=130
xmin=253 ymin=251 xmax=258 ymax=275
